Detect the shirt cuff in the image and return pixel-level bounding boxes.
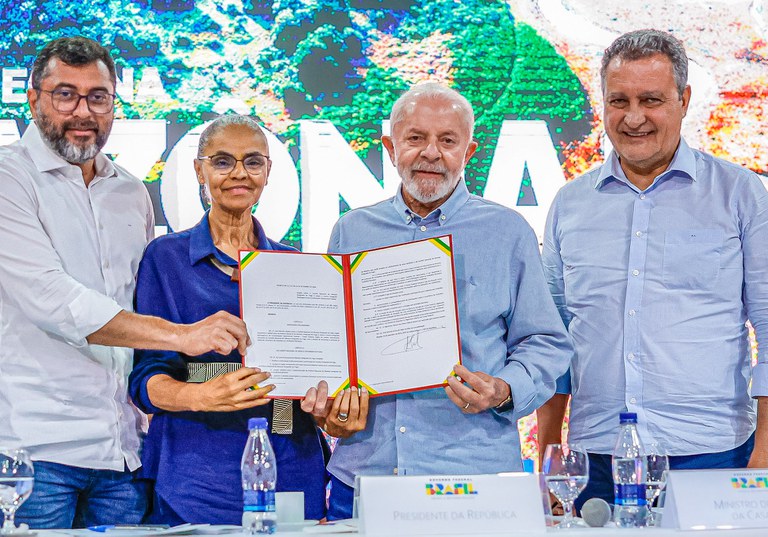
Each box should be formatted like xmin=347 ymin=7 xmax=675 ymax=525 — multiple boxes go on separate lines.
xmin=138 ymin=377 xmax=164 ymax=414
xmin=66 ymin=287 xmax=123 ymax=347
xmin=495 ymin=362 xmax=536 ymax=419
xmin=752 ymin=362 xmax=768 ymax=397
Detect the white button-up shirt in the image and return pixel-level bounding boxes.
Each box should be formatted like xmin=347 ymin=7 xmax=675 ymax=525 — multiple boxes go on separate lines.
xmin=0 ymin=123 xmax=154 ymax=471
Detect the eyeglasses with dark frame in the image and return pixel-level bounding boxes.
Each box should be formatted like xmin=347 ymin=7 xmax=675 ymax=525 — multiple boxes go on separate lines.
xmin=196 ymin=153 xmax=271 ymax=175
xmin=37 ymin=87 xmax=116 ymax=114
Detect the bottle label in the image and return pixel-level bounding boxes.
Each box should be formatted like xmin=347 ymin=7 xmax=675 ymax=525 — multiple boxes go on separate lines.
xmin=243 ymin=490 xmax=276 ymax=512
xmin=614 ymin=484 xmax=647 ymax=506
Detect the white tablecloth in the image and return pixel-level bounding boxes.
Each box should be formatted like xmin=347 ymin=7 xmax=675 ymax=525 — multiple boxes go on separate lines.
xmin=35 ymin=525 xmax=768 ymax=537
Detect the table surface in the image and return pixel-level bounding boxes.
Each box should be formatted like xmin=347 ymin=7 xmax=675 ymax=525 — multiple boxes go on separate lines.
xmin=34 ymin=524 xmax=768 ymax=537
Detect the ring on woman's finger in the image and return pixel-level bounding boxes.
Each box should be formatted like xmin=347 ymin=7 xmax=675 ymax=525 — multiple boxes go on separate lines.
xmin=463 ymin=402 xmax=470 ymax=410
xmin=337 ymin=412 xmax=349 ymax=422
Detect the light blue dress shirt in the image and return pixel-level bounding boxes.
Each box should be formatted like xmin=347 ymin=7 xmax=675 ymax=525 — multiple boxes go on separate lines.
xmin=543 ymin=139 xmax=768 ymax=455
xmin=327 ymin=181 xmax=573 ymax=486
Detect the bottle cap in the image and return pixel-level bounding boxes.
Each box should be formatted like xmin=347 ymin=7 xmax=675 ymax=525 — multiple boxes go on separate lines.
xmin=248 ymin=417 xmax=269 ymax=430
xmin=619 ymin=412 xmax=638 ymax=423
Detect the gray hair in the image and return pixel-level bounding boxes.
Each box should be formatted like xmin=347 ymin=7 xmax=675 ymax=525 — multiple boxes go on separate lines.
xmin=197 ymin=114 xmax=266 ymax=156
xmin=390 ymin=82 xmax=475 ymax=138
xmin=601 ymin=29 xmax=688 ymax=98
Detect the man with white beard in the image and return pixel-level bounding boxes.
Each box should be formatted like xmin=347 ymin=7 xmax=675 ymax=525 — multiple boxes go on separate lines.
xmin=302 ymin=82 xmax=573 ymax=519
xmin=0 ymin=36 xmax=250 ymax=528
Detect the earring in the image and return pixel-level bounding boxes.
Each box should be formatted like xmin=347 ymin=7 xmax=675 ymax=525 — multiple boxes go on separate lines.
xmin=199 ymin=183 xmax=211 ymax=208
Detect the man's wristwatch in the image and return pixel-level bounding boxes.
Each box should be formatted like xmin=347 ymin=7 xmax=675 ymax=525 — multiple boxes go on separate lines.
xmin=493 ymin=392 xmax=513 ymax=411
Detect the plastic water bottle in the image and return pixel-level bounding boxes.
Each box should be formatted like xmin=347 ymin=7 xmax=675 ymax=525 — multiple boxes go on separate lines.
xmin=242 ymin=418 xmax=277 ymax=534
xmin=612 ymin=412 xmax=647 ymax=527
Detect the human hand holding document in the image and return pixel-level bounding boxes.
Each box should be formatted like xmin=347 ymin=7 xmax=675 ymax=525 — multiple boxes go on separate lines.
xmin=239 ymin=235 xmax=462 ymax=398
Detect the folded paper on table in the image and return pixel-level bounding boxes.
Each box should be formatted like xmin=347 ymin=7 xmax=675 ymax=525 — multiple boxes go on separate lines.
xmin=662 ymin=469 xmax=768 ymax=530
xmin=359 ymin=473 xmax=546 ymax=535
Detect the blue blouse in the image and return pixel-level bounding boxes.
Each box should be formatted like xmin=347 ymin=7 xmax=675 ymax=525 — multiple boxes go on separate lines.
xmin=129 ymin=213 xmax=328 ymax=524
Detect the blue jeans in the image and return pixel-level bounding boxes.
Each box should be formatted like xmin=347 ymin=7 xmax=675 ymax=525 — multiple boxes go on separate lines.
xmin=327 ymin=475 xmax=354 ymax=521
xmin=575 ymin=433 xmax=755 ymax=511
xmin=16 ymin=461 xmax=147 ymax=529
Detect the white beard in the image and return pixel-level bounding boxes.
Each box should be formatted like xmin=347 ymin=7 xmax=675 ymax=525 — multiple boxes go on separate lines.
xmin=400 ymin=163 xmax=461 ymax=204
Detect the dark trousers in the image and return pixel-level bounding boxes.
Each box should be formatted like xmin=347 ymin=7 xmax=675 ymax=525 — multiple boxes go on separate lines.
xmin=327 ymin=475 xmax=354 ymax=521
xmin=575 ymin=433 xmax=755 ymax=511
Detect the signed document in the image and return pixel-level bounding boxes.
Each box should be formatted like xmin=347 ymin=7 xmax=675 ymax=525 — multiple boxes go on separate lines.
xmin=239 ymin=235 xmax=461 ymax=398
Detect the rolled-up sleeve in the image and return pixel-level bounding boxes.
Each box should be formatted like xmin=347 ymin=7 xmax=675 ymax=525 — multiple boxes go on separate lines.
xmin=128 ymin=241 xmax=188 ymax=414
xmin=496 ymin=225 xmax=574 ymax=420
xmin=0 ymin=171 xmax=121 ymax=347
xmin=741 ymin=175 xmax=768 ymax=397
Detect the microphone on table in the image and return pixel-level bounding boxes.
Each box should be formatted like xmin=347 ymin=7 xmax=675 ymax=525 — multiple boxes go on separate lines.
xmin=580 ymin=498 xmax=612 ymax=527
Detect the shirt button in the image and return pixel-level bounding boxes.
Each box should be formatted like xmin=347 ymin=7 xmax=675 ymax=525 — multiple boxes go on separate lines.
xmin=406 ymin=216 xmax=412 ymax=222
xmin=420 ymin=225 xmax=427 ymax=232
xmin=627 ymin=352 xmax=635 ymax=360
xmin=628 ymin=309 xmax=636 ymax=316
xmin=440 ymin=215 xmax=446 ymax=221
xmin=630 ymin=397 xmax=637 ymax=404
xmin=632 ymin=269 xmax=640 ymax=276
xmin=399 ymin=426 xmax=406 ymax=433
xmin=104 ymin=262 xmax=110 ymax=269
xmin=639 ymin=194 xmax=646 ymax=200
xmin=635 ymin=231 xmax=643 ymax=237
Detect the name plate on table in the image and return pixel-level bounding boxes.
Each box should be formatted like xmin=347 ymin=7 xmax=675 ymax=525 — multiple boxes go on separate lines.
xmin=662 ymin=469 xmax=768 ymax=530
xmin=359 ymin=473 xmax=545 ymax=535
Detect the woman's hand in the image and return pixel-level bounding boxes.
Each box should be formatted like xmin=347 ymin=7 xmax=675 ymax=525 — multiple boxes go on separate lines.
xmin=146 ymin=367 xmax=274 ymax=412
xmin=192 ymin=367 xmax=274 ymax=412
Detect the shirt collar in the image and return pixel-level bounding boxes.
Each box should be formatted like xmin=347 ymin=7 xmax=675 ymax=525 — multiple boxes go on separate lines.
xmin=594 ymin=138 xmax=697 ymax=190
xmin=392 ymin=180 xmax=471 ymax=224
xmin=189 ymin=211 xmax=276 ymax=266
xmin=21 ymin=122 xmax=117 ymax=180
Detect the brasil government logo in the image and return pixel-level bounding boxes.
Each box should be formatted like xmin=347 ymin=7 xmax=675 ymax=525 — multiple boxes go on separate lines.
xmin=731 ymin=475 xmax=768 ymax=489
xmin=425 ymin=478 xmax=478 ymax=496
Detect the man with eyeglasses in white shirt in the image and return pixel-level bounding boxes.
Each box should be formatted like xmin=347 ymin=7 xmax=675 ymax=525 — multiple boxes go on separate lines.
xmin=0 ymin=36 xmax=251 ymax=529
